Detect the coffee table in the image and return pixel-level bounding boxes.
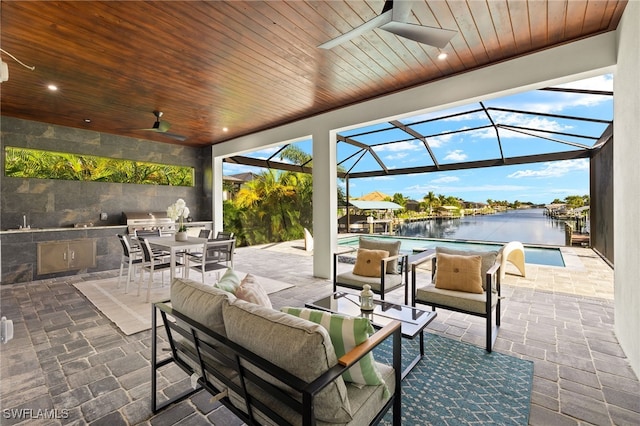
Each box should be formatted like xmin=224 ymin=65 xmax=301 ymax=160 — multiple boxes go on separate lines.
xmin=307 ymin=292 xmax=436 ymax=379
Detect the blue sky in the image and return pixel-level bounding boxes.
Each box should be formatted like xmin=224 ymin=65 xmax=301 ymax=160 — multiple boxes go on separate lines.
xmin=224 ymin=74 xmax=612 ymax=205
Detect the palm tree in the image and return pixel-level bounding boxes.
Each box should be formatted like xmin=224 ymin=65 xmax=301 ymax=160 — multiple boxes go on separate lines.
xmin=423 ymin=191 xmax=438 ymax=215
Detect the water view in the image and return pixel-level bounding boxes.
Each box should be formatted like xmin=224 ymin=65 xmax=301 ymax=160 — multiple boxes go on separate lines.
xmin=396 ymin=208 xmax=566 ymax=246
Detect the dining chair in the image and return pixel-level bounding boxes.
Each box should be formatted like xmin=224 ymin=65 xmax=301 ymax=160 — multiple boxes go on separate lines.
xmin=117 ymin=234 xmax=142 ymax=293
xmin=188 ymin=238 xmax=235 ymax=284
xmin=208 ymin=231 xmax=235 ymax=264
xmin=185 ymin=230 xmax=233 ymax=263
xmin=138 ymin=238 xmax=184 ymax=302
xmin=133 ymin=228 xmax=169 ymax=256
xmin=134 ymin=229 xmax=162 ymax=238
xmin=198 ymin=229 xmax=211 ymax=239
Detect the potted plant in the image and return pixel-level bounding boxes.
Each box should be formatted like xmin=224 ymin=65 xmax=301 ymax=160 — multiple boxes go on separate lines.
xmin=167 ymin=198 xmax=190 ymax=241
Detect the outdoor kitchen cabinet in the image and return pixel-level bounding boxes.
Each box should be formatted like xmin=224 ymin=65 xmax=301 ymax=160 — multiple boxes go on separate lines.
xmin=37 ymin=239 xmax=96 ymax=274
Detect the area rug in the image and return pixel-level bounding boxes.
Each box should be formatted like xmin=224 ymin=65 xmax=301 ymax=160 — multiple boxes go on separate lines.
xmin=73 ymin=271 xmax=293 ymax=336
xmin=376 ymin=334 xmax=533 ymax=425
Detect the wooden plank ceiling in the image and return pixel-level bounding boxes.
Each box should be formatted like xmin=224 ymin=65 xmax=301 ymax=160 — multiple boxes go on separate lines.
xmin=0 ymin=1 xmax=626 ymax=148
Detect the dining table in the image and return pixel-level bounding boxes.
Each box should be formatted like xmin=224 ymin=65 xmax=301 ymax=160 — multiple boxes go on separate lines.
xmin=144 ymin=236 xmax=209 ymax=282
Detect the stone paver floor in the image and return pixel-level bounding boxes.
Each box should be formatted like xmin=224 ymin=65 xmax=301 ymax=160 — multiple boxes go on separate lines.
xmin=0 ymin=242 xmax=638 ymax=425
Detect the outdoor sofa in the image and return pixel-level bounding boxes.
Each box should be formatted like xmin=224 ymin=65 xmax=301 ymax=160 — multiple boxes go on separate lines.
xmin=152 ymin=277 xmax=402 ymax=425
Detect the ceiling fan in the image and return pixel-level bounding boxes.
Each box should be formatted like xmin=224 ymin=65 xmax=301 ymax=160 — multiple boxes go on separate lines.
xmin=137 ymin=110 xmax=187 ymax=141
xmin=318 ymin=0 xmax=457 ymax=50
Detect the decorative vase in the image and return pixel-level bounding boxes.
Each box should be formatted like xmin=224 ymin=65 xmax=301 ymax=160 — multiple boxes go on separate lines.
xmin=175 ymin=231 xmax=188 ymax=242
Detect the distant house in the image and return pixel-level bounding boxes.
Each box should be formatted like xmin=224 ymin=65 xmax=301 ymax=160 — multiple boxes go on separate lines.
xmin=437 ymin=205 xmax=460 ymax=217
xmin=405 ymin=199 xmax=420 ymax=212
xmin=355 ymin=191 xmax=392 ymax=202
xmin=338 ymin=200 xmax=402 ymax=233
xmin=223 ymin=172 xmax=258 ymax=199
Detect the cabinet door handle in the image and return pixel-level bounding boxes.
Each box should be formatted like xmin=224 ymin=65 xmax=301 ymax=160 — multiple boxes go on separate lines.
xmin=70 ymin=251 xmax=75 ymax=261
xmin=63 ymin=252 xmax=67 ymax=261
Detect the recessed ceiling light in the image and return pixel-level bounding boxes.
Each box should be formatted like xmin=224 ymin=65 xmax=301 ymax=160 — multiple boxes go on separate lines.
xmin=437 ymin=51 xmax=448 ymax=60
xmin=84 ymin=118 xmax=91 ymax=123
xmin=47 ymin=84 xmax=58 ymax=91
xmin=222 ymin=127 xmax=228 ymax=132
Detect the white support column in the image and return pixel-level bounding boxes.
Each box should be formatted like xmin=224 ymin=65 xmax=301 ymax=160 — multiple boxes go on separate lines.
xmin=614 ymin=0 xmax=640 ymax=377
xmin=312 ymin=129 xmax=337 ymax=279
xmin=211 ymin=149 xmax=224 ymax=236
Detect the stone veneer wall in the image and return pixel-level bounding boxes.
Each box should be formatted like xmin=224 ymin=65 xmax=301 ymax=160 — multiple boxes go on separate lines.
xmin=0 ymin=116 xmax=213 ymax=284
xmin=1 ymin=116 xmax=211 ymax=228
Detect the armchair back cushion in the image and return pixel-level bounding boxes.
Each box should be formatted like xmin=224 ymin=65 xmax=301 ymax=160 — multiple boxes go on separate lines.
xmin=434 ymin=253 xmax=483 ymax=294
xmin=223 ymin=299 xmax=353 ymax=423
xmin=352 ymin=248 xmax=389 ymax=278
xmin=359 ymin=237 xmax=402 ymax=274
xmin=435 ymin=246 xmax=498 ymax=290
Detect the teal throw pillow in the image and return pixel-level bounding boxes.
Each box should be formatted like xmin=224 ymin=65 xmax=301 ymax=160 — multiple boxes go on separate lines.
xmin=214 ymin=268 xmax=241 ymax=294
xmin=280 ymin=307 xmax=386 ymax=391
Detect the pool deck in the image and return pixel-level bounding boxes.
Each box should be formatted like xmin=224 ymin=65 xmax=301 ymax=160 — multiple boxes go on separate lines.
xmin=1 ymin=240 xmax=637 ymax=425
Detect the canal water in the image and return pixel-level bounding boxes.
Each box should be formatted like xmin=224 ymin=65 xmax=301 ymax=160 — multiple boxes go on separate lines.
xmin=397 ymin=208 xmax=567 ymax=246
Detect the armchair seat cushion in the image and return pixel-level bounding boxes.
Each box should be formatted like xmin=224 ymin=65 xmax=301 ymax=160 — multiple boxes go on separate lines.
xmin=416 ymin=282 xmax=497 ymax=314
xmin=336 ymin=270 xmax=403 ymax=293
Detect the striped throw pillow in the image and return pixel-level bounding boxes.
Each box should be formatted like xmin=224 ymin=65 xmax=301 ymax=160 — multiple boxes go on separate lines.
xmin=281 ymin=307 xmax=386 ymax=388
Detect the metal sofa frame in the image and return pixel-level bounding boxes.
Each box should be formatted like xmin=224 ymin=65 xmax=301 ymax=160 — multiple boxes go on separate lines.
xmin=152 ymin=300 xmax=402 ymax=425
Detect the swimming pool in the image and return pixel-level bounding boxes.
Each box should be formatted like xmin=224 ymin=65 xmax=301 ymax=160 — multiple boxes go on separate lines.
xmin=338 ymin=235 xmax=565 ymax=267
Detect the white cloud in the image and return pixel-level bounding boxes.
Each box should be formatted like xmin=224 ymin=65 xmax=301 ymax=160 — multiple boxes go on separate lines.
xmin=373 ymin=140 xmax=422 ymax=152
xmin=444 ymin=150 xmax=467 ymax=161
xmin=554 ymin=74 xmax=613 ymax=92
xmin=404 ymin=183 xmax=529 ymax=196
xmin=431 ymin=176 xmax=459 ymax=184
xmin=385 ymin=152 xmax=408 ymax=160
xmin=222 ymin=163 xmax=264 ymax=175
xmin=507 ymin=159 xmax=589 ymax=178
xmin=501 ymin=74 xmax=613 ymax=114
xmin=474 ymin=112 xmax=571 ymax=140
xmin=251 ymin=146 xmax=283 ymax=157
xmin=427 ymin=133 xmax=455 ymax=147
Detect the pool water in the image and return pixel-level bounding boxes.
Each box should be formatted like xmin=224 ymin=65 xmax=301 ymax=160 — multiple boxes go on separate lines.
xmin=338 ymin=235 xmax=565 ymax=267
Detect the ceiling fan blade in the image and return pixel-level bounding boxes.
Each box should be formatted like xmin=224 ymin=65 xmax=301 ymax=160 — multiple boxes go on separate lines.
xmin=140 ymin=120 xmax=171 ymax=132
xmin=162 ymin=132 xmax=188 ymax=142
xmin=157 ymin=120 xmax=171 ymax=132
xmin=318 ymin=11 xmax=393 ymax=49
xmin=390 ymin=0 xmax=413 ymax=22
xmin=380 ymin=21 xmax=457 ymax=48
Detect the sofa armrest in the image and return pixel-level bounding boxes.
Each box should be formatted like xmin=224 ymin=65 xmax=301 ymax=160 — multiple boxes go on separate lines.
xmin=338 ymin=320 xmax=401 ymax=367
